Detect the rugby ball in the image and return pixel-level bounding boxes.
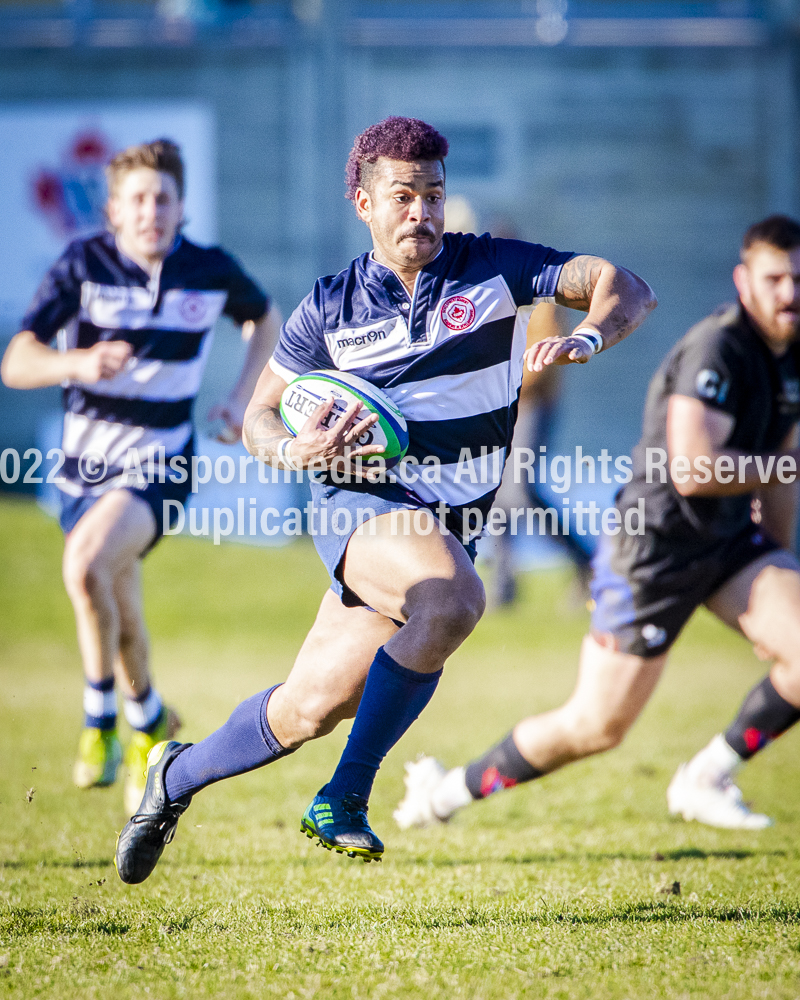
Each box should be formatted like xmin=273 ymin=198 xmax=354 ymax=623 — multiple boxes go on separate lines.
xmin=279 ymin=369 xmax=409 ymax=469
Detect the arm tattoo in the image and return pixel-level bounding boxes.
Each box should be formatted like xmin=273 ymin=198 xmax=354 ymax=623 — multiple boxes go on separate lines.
xmin=555 ymin=255 xmax=605 ymax=310
xmin=243 ymin=404 xmax=286 ymax=460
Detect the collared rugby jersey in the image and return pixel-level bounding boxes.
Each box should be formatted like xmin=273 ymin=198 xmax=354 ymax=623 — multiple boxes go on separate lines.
xmin=23 ymin=231 xmax=268 ymax=497
xmin=270 ymin=231 xmax=574 ymax=538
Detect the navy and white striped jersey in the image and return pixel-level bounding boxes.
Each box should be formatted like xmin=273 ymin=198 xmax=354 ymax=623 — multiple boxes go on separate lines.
xmin=270 ymin=231 xmax=573 ymax=537
xmin=23 ymin=231 xmax=268 ymax=497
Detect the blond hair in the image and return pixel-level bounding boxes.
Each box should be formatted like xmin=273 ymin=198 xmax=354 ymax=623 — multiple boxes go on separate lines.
xmin=106 ymin=139 xmax=185 ymax=199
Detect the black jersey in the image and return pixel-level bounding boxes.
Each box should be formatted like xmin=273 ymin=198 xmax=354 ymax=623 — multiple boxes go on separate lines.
xmin=618 ymin=302 xmax=800 ymax=545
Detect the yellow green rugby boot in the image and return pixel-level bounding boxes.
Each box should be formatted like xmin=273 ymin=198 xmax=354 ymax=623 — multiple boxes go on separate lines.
xmin=123 ymin=706 xmax=182 ymax=815
xmin=300 ymin=789 xmax=384 ymax=862
xmin=73 ymin=727 xmax=123 ymax=789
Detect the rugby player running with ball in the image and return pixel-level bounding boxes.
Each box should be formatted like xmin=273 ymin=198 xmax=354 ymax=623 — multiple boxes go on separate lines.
xmin=394 ymin=215 xmax=800 ymax=833
xmin=115 ymin=116 xmax=655 ymax=883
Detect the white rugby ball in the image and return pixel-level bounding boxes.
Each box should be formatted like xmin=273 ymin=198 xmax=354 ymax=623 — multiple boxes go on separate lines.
xmin=279 ymin=369 xmax=409 ymax=469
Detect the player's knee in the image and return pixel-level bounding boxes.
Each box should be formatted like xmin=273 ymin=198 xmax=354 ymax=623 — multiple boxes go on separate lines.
xmin=592 ymin=717 xmax=630 ymax=753
xmin=420 ymin=580 xmax=485 ymax=646
xmin=282 ymin=689 xmax=357 ymax=746
xmin=63 ymin=550 xmax=111 ymax=604
xmin=62 ymin=549 xmax=90 ymax=599
xmin=569 ymin=711 xmax=630 ymax=757
xmin=448 ymin=582 xmax=485 ymax=636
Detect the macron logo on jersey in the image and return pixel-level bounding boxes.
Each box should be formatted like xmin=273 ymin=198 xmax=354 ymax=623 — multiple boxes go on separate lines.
xmin=326 ymin=317 xmax=407 ymax=370
xmin=335 ymin=328 xmax=389 ymax=350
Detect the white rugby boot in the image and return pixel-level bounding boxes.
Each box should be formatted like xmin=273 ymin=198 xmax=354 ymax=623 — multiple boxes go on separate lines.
xmin=667 ymin=735 xmax=772 ymax=830
xmin=394 ymin=757 xmax=469 ymax=829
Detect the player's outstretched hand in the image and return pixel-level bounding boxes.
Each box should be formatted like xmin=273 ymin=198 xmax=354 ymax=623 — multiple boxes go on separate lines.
xmin=71 ymin=340 xmax=133 ymax=383
xmin=208 ymin=399 xmax=246 ymax=444
xmin=291 ymin=396 xmax=385 ymax=478
xmin=525 ymin=334 xmax=594 ymax=372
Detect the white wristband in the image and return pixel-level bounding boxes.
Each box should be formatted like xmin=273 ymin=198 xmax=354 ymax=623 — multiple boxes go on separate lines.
xmin=571 ymin=328 xmax=604 ymax=355
xmin=277 ymin=437 xmax=302 ymax=472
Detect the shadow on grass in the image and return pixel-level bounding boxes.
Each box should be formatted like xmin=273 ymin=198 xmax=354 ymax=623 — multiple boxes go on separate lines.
xmin=408 ymin=848 xmax=787 ymax=867
xmin=4 ymin=899 xmax=800 ymax=940
xmin=2 ymin=858 xmax=112 ymax=869
xmin=657 ymin=848 xmax=777 ymax=861
xmin=4 ymin=845 xmax=785 ymax=876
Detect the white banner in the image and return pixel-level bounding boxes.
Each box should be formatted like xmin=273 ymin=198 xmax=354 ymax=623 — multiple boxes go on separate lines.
xmin=0 ymin=101 xmax=216 ymax=326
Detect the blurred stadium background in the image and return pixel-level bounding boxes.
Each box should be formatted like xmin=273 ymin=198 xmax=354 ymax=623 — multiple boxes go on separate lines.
xmin=0 ymin=0 xmax=797 ymax=516
xmin=3 ymin=10 xmax=800 ymax=997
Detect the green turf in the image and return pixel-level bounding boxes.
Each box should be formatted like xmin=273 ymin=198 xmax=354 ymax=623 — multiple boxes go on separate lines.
xmin=2 ymin=495 xmax=800 ymax=999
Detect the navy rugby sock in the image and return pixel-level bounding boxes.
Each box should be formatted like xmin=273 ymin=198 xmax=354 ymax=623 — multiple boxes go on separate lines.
xmin=164 ymin=684 xmax=292 ymax=802
xmin=324 ymin=647 xmax=441 ymax=801
xmin=724 ymin=675 xmax=800 ymax=759
xmin=465 ymin=731 xmax=542 ymax=800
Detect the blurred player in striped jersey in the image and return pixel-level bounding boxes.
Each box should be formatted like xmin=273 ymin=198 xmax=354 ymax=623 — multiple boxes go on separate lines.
xmin=395 ymin=215 xmax=800 ymax=832
xmin=114 ymin=116 xmax=655 ymax=884
xmin=1 ymin=139 xmax=279 ymax=812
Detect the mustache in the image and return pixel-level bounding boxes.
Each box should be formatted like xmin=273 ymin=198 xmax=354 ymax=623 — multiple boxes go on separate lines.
xmin=398 ymin=225 xmax=435 ymax=240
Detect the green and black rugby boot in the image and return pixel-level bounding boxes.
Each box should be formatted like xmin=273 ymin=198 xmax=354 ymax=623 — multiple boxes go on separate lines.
xmin=73 ymin=727 xmax=123 ymax=788
xmin=115 ymin=740 xmax=192 ymax=884
xmin=300 ymin=790 xmax=384 ymax=862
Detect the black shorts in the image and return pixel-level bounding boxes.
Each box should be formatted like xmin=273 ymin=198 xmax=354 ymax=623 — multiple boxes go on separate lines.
xmin=589 ymin=525 xmax=780 ymax=658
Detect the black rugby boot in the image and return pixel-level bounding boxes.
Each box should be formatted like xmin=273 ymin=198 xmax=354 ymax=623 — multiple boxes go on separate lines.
xmin=115 ymin=740 xmax=192 ymax=884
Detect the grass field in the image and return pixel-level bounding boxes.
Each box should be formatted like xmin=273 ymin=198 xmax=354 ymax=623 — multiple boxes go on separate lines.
xmin=2 ymin=495 xmax=800 ymax=999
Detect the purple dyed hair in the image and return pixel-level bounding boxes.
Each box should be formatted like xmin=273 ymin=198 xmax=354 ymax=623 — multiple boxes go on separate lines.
xmin=344 ymin=116 xmax=449 ymax=202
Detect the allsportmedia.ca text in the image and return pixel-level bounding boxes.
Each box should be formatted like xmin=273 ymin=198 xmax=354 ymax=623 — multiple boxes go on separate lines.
xmin=5 ymin=444 xmax=798 ymax=491
xmin=0 ymin=444 xmax=633 ymax=490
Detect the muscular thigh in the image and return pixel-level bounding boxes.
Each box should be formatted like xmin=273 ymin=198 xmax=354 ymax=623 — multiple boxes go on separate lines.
xmin=705 ymin=549 xmax=800 ymax=646
xmin=63 ymin=489 xmax=157 ymax=577
xmin=341 ymin=510 xmax=481 ymax=622
xmin=279 ymin=589 xmax=400 ymax=722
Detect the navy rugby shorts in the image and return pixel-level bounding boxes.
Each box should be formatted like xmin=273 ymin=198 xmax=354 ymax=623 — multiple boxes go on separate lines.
xmin=309 ymin=479 xmax=477 ymax=613
xmin=59 ymin=476 xmax=192 ymax=556
xmin=590 ymin=524 xmax=781 ymax=658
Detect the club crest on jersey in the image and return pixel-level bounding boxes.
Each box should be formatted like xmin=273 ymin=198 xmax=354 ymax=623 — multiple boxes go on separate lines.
xmin=696 ymin=369 xmax=729 ymax=403
xmin=440 ymin=295 xmax=476 ymax=332
xmin=641 ymin=623 xmax=667 ymax=649
xmin=179 ymin=292 xmax=208 ymax=323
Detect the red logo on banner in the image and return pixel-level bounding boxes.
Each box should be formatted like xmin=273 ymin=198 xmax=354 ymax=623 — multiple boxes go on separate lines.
xmin=440 ymin=295 xmax=476 ymax=331
xmin=31 ymin=129 xmax=112 ymax=238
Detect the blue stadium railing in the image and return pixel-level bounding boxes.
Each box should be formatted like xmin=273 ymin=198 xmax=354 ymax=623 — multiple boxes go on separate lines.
xmin=0 ymin=0 xmax=781 ymax=50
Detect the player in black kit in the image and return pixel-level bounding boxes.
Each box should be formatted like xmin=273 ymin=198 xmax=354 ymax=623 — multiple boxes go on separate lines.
xmin=395 ymin=215 xmax=800 ymax=831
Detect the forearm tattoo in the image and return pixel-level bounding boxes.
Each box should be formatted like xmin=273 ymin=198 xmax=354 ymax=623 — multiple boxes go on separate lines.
xmin=243 ymin=404 xmax=286 ymax=459
xmin=554 ymin=254 xmax=605 ymax=310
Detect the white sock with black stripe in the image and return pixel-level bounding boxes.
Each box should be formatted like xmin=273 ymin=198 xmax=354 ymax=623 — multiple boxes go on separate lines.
xmin=123 ymin=686 xmax=163 ymax=733
xmin=84 ymin=677 xmax=117 ymax=730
